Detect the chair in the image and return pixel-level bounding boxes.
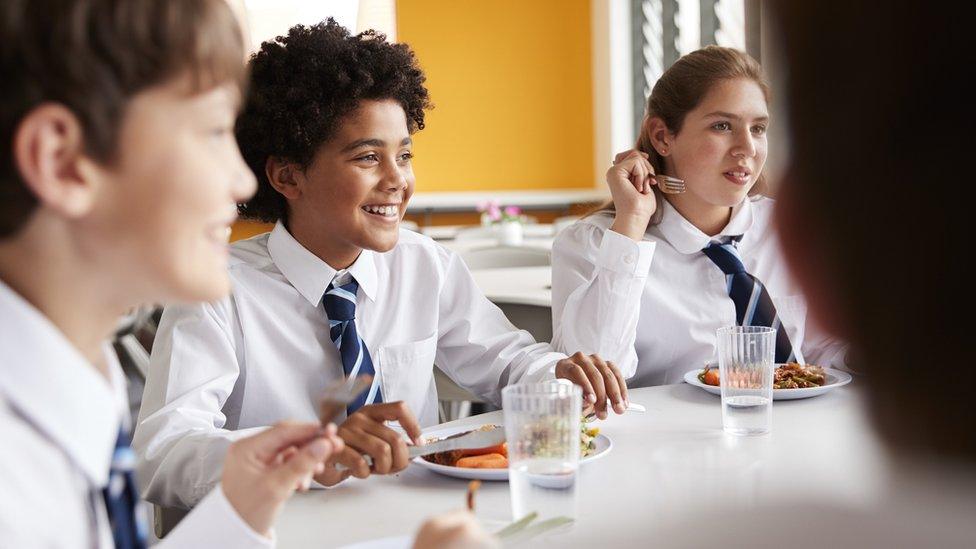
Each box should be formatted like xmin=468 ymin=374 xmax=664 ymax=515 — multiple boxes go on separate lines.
xmin=454 ymin=225 xmax=498 ymax=240
xmin=459 ymin=245 xmax=551 ymax=270
xmin=433 ymin=367 xmax=485 ymax=422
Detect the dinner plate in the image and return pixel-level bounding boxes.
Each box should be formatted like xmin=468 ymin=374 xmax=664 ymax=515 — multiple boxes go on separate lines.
xmin=412 ymin=423 xmax=612 ymax=481
xmin=683 ymin=366 xmax=852 ymax=400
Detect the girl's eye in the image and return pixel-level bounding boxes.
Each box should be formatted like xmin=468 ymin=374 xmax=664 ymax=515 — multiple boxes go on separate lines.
xmin=751 ymin=125 xmax=767 ymax=136
xmin=712 ymin=122 xmax=732 ymax=131
xmin=399 ymin=152 xmax=414 ymax=162
xmin=357 ymin=153 xmax=379 ymax=162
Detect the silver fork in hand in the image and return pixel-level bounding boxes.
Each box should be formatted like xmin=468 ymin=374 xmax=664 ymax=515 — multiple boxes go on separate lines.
xmin=654 ymin=174 xmax=686 ymax=194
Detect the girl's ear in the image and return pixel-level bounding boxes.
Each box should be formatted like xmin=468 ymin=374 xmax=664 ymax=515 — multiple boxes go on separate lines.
xmin=645 ymin=117 xmax=673 ymax=157
xmin=265 ymin=157 xmax=302 ymax=200
xmin=13 ymin=103 xmax=99 ymax=218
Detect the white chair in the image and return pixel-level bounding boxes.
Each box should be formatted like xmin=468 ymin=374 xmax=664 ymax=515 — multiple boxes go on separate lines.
xmin=454 ymin=225 xmax=497 ymax=240
xmin=459 ymin=245 xmax=551 ymax=270
xmin=433 ymin=367 xmax=485 ymax=422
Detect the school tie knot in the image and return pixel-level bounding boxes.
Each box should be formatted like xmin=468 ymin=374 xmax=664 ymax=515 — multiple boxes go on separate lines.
xmin=701 ymin=239 xmax=746 ymax=275
xmin=323 ymin=279 xmax=359 ymax=322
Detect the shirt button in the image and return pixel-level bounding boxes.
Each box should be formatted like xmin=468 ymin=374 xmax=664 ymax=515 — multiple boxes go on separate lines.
xmin=623 ymin=254 xmax=635 ymax=264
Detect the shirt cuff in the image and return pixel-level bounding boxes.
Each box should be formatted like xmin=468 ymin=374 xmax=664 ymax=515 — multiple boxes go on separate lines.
xmin=161 ymin=483 xmax=274 ymax=549
xmin=596 ymin=229 xmax=655 ymax=276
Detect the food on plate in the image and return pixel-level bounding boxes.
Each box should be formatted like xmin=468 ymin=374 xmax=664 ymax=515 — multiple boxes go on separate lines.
xmin=423 ymin=418 xmax=600 ymax=469
xmin=580 ymin=418 xmax=600 ymax=457
xmin=456 ymin=453 xmax=508 ymax=468
xmin=773 ymin=362 xmax=827 ymax=389
xmin=423 ymin=425 xmax=509 ymax=468
xmin=698 ymin=362 xmax=827 ymax=389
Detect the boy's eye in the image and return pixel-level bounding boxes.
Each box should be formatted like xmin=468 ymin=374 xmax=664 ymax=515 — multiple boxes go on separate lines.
xmin=712 ymin=122 xmax=732 ymax=131
xmin=357 ymin=153 xmax=379 ymax=162
xmin=399 ymin=152 xmax=414 ymax=162
xmin=751 ymin=125 xmax=767 ymax=136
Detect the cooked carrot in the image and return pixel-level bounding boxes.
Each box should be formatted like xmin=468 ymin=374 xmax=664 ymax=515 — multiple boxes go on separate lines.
xmin=456 ymin=453 xmax=508 ymax=469
xmin=460 ymin=442 xmax=507 ymax=458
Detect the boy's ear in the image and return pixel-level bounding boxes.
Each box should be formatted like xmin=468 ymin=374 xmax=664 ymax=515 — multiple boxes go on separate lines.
xmin=775 ymin=170 xmax=849 ymax=340
xmin=265 ymin=157 xmax=302 ymax=200
xmin=13 ymin=103 xmax=97 ymax=218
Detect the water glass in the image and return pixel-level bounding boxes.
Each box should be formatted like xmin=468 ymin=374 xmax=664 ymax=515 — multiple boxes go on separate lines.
xmin=502 ymin=380 xmax=582 ymax=522
xmin=716 ymin=326 xmax=775 ymax=435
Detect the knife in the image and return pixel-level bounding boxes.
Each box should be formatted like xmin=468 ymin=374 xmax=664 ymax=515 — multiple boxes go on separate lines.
xmin=335 ymin=426 xmax=507 ymax=472
xmin=408 ymin=427 xmax=506 ymax=459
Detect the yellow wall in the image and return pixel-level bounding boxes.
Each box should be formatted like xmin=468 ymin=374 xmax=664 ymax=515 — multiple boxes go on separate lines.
xmin=396 ymin=0 xmax=594 ymax=191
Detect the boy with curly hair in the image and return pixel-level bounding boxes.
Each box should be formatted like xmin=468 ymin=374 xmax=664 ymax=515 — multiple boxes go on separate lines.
xmin=134 ymin=19 xmax=627 ymax=509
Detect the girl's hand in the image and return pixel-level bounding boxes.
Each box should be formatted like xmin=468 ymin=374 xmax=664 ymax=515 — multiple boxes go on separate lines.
xmin=606 ymin=149 xmax=657 ymax=241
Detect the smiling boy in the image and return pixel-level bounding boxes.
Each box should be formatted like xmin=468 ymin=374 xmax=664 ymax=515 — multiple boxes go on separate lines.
xmin=133 ymin=20 xmax=627 ymax=508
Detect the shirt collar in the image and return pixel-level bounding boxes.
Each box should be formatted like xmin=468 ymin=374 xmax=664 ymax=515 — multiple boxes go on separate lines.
xmin=266 ymin=221 xmax=378 ymax=306
xmin=656 ymin=197 xmax=755 ymax=254
xmin=0 ymin=279 xmax=121 ymax=488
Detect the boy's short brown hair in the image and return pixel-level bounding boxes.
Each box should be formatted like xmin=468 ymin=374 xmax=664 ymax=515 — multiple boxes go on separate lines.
xmin=0 ymin=0 xmax=247 ymax=238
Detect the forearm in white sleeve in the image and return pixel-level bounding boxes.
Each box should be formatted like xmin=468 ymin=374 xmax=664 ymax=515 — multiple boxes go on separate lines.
xmin=133 ymin=300 xmax=261 ymax=510
xmin=431 ymin=249 xmax=564 ymax=407
xmin=157 ymin=483 xmax=273 ymax=548
xmin=550 ymin=221 xmax=655 ymax=379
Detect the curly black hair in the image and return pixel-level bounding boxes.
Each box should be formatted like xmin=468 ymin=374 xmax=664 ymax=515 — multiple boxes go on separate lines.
xmin=235 ymin=19 xmax=431 ymax=222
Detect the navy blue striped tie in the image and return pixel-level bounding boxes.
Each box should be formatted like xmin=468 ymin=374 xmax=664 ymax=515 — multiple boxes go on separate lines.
xmin=102 ymin=428 xmax=147 ymax=549
xmin=702 ymin=238 xmax=795 ymax=363
xmin=323 ymin=278 xmax=382 ymax=414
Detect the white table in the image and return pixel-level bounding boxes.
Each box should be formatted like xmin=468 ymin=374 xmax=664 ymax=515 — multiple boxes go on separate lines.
xmin=470 ymin=266 xmax=551 ymax=307
xmin=276 ymin=383 xmax=887 ymax=547
xmin=407 ymin=189 xmax=608 ymax=214
xmin=424 ymin=224 xmax=556 ymax=242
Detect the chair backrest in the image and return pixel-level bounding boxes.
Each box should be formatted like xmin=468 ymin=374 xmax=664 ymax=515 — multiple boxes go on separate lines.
xmin=454 ymin=226 xmax=497 ymax=241
xmin=459 ymin=245 xmax=551 ymax=270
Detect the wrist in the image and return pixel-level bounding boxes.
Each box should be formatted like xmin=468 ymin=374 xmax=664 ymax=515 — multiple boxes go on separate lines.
xmin=610 ymin=213 xmax=649 ymax=241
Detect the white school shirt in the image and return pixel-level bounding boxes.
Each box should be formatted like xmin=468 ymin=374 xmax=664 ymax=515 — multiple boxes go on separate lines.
xmin=133 ymin=222 xmax=562 ymax=509
xmin=0 ymin=280 xmax=271 ymax=548
xmin=551 ymin=196 xmax=847 ymax=388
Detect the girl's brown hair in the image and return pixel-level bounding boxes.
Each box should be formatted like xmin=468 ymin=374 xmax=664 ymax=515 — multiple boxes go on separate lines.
xmin=596 ymin=46 xmax=770 ymax=225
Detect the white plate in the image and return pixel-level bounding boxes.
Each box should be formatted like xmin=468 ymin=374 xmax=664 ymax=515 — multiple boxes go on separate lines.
xmin=683 ymin=366 xmax=852 ymax=400
xmin=412 ymin=423 xmax=612 ymax=481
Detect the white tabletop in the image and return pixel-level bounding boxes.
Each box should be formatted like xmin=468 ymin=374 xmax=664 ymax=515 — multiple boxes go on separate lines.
xmin=276 ymin=382 xmax=887 ymax=547
xmin=470 ymin=266 xmax=552 ymax=307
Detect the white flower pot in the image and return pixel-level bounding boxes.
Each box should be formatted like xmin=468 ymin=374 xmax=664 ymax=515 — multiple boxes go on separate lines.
xmin=498 ymin=220 xmax=524 ymax=246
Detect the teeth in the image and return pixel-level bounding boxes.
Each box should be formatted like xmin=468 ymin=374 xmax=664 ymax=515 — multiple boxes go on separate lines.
xmin=362 ymin=205 xmax=399 ymax=217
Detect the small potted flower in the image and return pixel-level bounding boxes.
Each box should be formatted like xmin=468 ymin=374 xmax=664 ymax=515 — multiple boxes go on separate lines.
xmin=498 ymin=205 xmax=524 ymax=246
xmin=476 ymin=200 xmax=524 ymax=246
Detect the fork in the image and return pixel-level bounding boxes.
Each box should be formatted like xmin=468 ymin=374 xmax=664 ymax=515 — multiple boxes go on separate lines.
xmin=584 ymin=401 xmax=646 ymax=421
xmin=654 ymin=174 xmax=686 ymax=194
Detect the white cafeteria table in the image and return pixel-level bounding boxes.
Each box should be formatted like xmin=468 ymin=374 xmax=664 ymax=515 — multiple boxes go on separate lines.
xmin=275 ymin=382 xmax=886 ymax=547
xmin=469 ymin=266 xmax=552 ymax=307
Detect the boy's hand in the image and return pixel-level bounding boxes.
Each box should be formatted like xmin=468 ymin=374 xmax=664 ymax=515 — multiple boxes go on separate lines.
xmin=337 ymin=401 xmax=423 ymax=476
xmin=413 ymin=509 xmax=499 ymax=549
xmin=221 ymin=422 xmax=342 ymax=537
xmin=555 ymin=352 xmax=629 ymax=420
